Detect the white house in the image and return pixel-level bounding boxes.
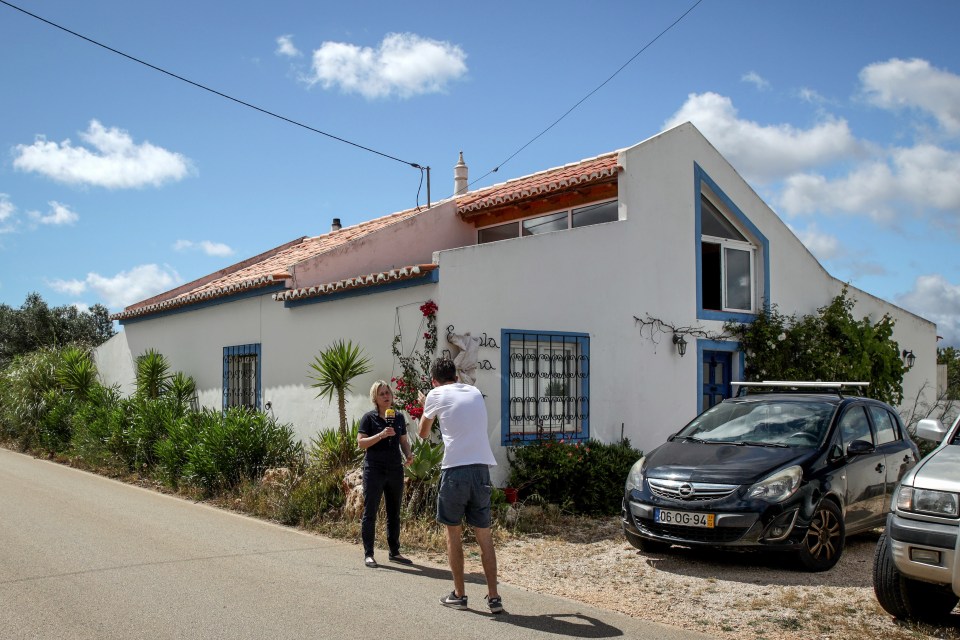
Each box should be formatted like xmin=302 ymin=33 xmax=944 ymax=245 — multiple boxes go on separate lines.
xmin=95 ymin=123 xmax=938 ymax=482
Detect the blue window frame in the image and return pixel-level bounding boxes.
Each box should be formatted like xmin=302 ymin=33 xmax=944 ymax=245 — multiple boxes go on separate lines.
xmin=223 ymin=344 xmax=261 ymax=410
xmin=694 ymin=164 xmax=770 ymax=322
xmin=501 ymin=330 xmax=589 ymax=445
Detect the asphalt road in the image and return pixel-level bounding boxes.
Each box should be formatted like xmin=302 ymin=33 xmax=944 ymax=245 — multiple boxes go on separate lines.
xmin=0 ymin=447 xmax=709 ymax=640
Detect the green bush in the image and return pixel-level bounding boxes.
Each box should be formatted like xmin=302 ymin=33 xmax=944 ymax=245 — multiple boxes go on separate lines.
xmin=507 ymin=437 xmax=643 ymax=515
xmin=70 ymin=383 xmax=127 ymax=467
xmin=0 ymin=347 xmax=68 ymax=452
xmin=183 ymin=408 xmax=302 ymax=493
xmin=120 ymin=396 xmax=185 ymax=470
xmin=154 ymin=409 xmax=211 ymax=486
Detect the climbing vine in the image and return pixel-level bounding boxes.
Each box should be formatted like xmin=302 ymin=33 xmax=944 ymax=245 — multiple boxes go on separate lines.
xmin=391 ymin=300 xmax=438 ymax=419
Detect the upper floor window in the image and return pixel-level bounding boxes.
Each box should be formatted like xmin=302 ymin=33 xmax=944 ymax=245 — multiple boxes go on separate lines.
xmin=701 ymin=194 xmax=755 ymax=313
xmin=478 ymin=200 xmax=617 ymax=244
xmin=694 ymin=165 xmax=769 ymax=322
xmin=501 ymin=330 xmax=590 ymax=445
xmin=223 ymin=344 xmax=261 ymax=410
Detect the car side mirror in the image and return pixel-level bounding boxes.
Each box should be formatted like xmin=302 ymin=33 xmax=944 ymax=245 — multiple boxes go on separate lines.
xmin=916 ymin=418 xmax=947 ymax=444
xmin=847 ymin=439 xmax=875 ymax=457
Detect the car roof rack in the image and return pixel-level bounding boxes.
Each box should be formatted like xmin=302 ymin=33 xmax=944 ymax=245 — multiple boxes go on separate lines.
xmin=732 ymin=381 xmax=870 ymax=398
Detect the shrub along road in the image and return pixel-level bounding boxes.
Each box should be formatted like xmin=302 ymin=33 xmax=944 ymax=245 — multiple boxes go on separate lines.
xmin=0 ymin=447 xmax=708 ymax=640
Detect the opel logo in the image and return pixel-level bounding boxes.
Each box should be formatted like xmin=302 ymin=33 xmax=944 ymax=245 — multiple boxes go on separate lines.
xmin=678 ymin=483 xmax=695 ymax=498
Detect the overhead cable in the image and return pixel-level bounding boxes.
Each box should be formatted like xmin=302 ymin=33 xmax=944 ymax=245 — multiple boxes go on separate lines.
xmin=458 ymin=0 xmax=705 ymax=198
xmin=0 ymin=0 xmax=424 ymax=171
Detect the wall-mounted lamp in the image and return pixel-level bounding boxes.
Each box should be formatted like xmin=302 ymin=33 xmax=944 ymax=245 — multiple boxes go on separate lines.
xmin=901 ymin=349 xmax=916 ymax=370
xmin=673 ymin=334 xmax=688 ymax=357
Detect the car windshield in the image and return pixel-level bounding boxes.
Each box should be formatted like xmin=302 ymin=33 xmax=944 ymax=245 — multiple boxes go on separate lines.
xmin=675 ymin=400 xmax=835 ymax=447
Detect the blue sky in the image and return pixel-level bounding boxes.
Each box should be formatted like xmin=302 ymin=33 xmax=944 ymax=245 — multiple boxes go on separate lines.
xmin=1 ymin=1 xmax=959 ymax=345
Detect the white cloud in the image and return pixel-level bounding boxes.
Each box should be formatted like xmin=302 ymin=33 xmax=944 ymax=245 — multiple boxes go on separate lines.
xmin=778 ymin=144 xmax=960 ymax=220
xmin=896 ymin=274 xmax=960 ymax=347
xmin=28 ymin=201 xmax=79 ymax=226
xmin=664 ymin=92 xmax=861 ymax=183
xmin=861 ymin=58 xmax=960 ymax=135
xmin=276 ymin=34 xmax=301 ymax=57
xmin=173 ymin=239 xmax=234 ymax=257
xmin=0 ymin=194 xmax=15 ymax=222
xmin=13 ymin=120 xmax=192 ymax=189
xmin=798 ymin=87 xmax=826 ymax=105
xmin=49 ymin=264 xmax=181 ymax=309
xmin=71 ymin=302 xmax=90 ymax=313
xmin=306 ymin=32 xmax=467 ymax=99
xmin=788 ymin=223 xmax=841 ymax=261
xmin=741 ymin=71 xmax=769 ymax=90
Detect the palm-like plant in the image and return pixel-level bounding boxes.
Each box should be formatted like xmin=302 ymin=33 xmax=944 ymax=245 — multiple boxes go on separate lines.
xmin=57 ymin=346 xmax=98 ymax=399
xmin=308 ymin=340 xmax=371 ymax=437
xmin=135 ymin=349 xmax=171 ymax=399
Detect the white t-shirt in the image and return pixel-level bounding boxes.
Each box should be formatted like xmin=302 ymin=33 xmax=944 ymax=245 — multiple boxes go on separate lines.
xmin=422 ymin=382 xmax=497 ymax=469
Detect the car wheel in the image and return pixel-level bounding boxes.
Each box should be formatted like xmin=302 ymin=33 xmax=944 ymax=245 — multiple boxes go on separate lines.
xmin=873 ymin=533 xmax=959 ymax=622
xmin=796 ymin=499 xmax=845 ymax=571
xmin=624 ymin=528 xmax=671 ymax=554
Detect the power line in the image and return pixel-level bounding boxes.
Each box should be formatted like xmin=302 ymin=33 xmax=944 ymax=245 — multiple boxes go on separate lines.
xmin=458 ymin=0 xmax=705 ymax=197
xmin=0 ymin=0 xmax=424 ymax=171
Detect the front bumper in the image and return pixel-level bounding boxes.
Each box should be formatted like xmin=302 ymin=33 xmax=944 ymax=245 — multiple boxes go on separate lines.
xmin=622 ymin=493 xmax=802 ymax=549
xmin=887 ymin=512 xmax=960 ymax=597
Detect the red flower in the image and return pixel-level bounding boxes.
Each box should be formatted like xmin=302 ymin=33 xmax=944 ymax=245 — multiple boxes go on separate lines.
xmin=424 ymin=332 xmax=431 ymax=339
xmin=419 ymin=300 xmax=438 ymax=317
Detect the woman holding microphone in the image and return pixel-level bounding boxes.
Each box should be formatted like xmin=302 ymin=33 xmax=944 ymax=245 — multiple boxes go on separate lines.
xmin=357 ymin=380 xmax=414 ymax=568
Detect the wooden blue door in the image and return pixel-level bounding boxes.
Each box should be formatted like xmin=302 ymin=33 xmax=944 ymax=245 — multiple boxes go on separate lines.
xmin=702 ymin=351 xmax=732 ymax=411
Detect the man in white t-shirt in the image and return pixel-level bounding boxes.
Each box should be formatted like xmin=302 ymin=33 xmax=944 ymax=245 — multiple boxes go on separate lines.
xmin=418 ymin=358 xmax=502 ymax=614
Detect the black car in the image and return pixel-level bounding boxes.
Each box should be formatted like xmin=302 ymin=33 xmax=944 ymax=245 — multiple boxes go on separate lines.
xmin=622 ymin=381 xmax=920 ymax=571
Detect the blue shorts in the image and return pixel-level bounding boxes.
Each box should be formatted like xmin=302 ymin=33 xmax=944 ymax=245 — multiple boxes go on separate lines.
xmin=437 ymin=464 xmax=492 ymax=528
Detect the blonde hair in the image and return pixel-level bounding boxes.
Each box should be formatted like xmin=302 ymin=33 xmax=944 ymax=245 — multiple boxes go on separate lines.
xmin=369 ymin=380 xmax=392 ymax=405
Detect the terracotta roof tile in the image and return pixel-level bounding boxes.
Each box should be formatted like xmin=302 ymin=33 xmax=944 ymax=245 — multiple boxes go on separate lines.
xmin=456 ymin=152 xmax=620 ymax=216
xmin=273 ymin=264 xmax=437 ymax=303
xmin=112 ymin=206 xmax=422 ymax=321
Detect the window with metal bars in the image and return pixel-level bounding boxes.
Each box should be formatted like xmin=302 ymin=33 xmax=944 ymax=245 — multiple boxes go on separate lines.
xmin=223 ymin=344 xmax=261 ymax=410
xmin=501 ymin=330 xmax=589 ymax=444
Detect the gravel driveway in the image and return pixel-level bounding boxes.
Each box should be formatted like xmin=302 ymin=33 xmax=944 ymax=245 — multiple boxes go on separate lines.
xmin=442 ymin=515 xmax=960 ymax=640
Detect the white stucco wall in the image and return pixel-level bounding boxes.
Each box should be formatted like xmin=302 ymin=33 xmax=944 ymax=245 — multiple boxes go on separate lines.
xmin=96 ymin=122 xmax=938 ymax=487
xmin=116 ymin=282 xmax=438 ymax=444
xmin=431 ymin=123 xmax=938 ymax=480
xmin=92 ymin=331 xmax=136 ymax=396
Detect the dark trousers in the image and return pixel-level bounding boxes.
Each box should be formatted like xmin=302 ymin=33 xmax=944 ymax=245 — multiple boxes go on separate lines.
xmin=361 ymin=464 xmax=404 ymax=557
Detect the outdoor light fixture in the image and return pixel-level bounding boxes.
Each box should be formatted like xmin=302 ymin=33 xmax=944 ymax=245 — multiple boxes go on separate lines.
xmin=902 ymin=349 xmax=916 ymax=370
xmin=673 ymin=334 xmax=688 ymax=357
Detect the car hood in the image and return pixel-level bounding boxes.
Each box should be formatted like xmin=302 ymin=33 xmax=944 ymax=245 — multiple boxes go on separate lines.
xmin=911 ymin=444 xmax=960 ymax=493
xmin=644 ymin=440 xmax=811 ymax=485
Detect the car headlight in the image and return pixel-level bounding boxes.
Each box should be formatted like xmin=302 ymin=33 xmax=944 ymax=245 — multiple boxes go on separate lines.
xmin=897 ymin=486 xmax=960 ymax=517
xmin=625 ymin=457 xmax=646 ymax=493
xmin=747 ymin=465 xmax=802 ymax=503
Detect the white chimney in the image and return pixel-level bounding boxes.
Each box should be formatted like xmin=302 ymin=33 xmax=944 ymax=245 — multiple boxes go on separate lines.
xmin=454 ymin=151 xmax=468 ymax=196
xmin=331 ymin=218 xmax=341 ymax=232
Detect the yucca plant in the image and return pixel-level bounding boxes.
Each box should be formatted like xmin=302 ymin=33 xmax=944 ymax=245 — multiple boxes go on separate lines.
xmin=57 ymin=346 xmax=98 ymax=400
xmin=307 ymin=340 xmax=371 ymax=438
xmin=168 ymin=371 xmax=198 ymax=411
xmin=135 ymin=349 xmax=171 ymax=399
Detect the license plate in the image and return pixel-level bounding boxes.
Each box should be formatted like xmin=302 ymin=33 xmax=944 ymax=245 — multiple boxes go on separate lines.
xmin=655 ymin=508 xmax=715 ymax=528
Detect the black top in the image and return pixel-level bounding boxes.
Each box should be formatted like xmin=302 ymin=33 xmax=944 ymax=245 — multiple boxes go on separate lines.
xmin=358 ymin=409 xmax=407 ymax=467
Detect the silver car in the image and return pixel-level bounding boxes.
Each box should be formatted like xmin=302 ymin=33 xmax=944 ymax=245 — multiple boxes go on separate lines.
xmin=873 ymin=414 xmax=960 ymax=621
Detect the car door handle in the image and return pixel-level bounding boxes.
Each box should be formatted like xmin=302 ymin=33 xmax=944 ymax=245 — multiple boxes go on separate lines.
xmin=875 ymin=463 xmax=885 ymax=473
